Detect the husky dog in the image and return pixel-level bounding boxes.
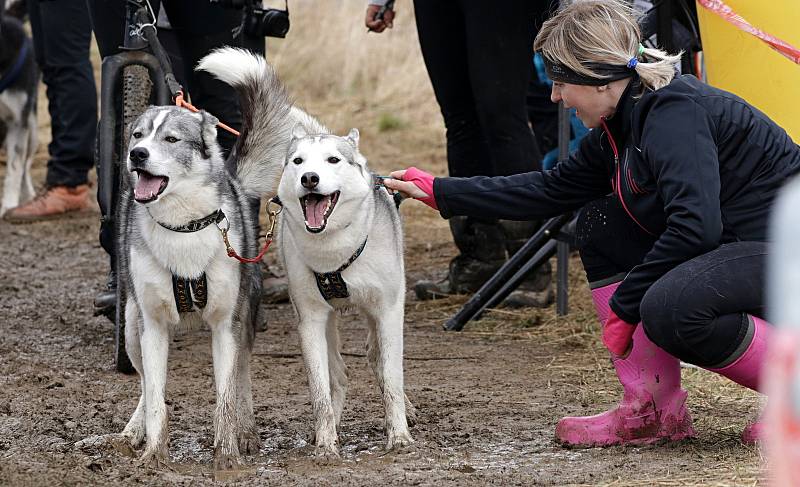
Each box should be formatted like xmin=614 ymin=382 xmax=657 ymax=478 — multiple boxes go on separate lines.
xmin=0 ymin=3 xmax=38 ymax=216
xmin=198 ymin=48 xmax=416 ymax=456
xmin=115 ymin=101 xmax=285 ymax=468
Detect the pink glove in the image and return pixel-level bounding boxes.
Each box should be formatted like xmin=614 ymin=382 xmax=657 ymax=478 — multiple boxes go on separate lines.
xmin=402 ymin=166 xmax=438 ymax=210
xmin=602 ymin=310 xmax=637 ymax=357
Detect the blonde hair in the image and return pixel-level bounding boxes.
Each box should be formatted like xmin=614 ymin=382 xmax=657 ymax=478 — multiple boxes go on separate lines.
xmin=534 ymin=0 xmax=682 ymax=90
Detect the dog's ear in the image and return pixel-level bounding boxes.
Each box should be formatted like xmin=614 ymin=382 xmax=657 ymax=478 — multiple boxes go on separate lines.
xmin=346 ymin=128 xmax=360 ymax=148
xmin=199 ymin=111 xmax=219 ymax=159
xmin=291 ymin=123 xmax=307 ymax=140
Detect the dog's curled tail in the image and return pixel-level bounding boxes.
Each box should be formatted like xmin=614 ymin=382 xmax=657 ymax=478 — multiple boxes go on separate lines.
xmin=197 ymin=47 xmax=302 ymax=199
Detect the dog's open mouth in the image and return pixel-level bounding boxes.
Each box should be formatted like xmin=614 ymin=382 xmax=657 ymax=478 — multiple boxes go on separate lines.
xmin=133 ymin=170 xmax=169 ymax=203
xmin=301 ymin=191 xmax=340 ymax=233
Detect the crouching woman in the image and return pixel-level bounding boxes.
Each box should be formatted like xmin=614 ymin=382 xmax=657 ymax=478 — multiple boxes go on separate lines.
xmin=384 ymin=0 xmax=800 ymax=447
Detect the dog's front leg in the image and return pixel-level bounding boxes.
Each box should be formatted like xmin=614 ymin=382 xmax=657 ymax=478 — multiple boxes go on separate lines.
xmin=211 ymin=319 xmax=242 ymax=470
xmin=121 ymin=303 xmax=145 ymax=449
xmin=138 ymin=316 xmax=171 ymax=468
xmin=21 ymin=112 xmax=36 ymax=203
xmin=368 ymin=304 xmax=414 ymax=451
xmin=0 ymin=125 xmax=25 ymax=214
xmin=298 ymin=309 xmax=339 ymax=457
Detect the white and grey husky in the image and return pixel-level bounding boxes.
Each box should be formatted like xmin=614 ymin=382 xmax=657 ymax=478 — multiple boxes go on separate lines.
xmin=199 ymin=48 xmax=416 ymax=457
xmin=0 ymin=3 xmax=38 ymax=216
xmin=115 ymin=69 xmax=293 ymax=468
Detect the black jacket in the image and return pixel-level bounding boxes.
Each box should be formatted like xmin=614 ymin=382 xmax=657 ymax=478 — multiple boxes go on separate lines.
xmin=434 ymin=75 xmax=800 ymax=324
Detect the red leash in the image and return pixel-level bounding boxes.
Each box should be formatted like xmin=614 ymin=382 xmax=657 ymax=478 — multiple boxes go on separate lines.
xmin=216 ymin=199 xmax=282 ymax=264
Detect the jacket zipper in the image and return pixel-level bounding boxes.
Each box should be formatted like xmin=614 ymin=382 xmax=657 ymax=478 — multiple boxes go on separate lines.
xmin=600 ymin=118 xmax=656 ymax=236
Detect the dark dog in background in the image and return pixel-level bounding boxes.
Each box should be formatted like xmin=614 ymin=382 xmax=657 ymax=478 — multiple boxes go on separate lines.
xmin=0 ymin=0 xmax=39 ymax=216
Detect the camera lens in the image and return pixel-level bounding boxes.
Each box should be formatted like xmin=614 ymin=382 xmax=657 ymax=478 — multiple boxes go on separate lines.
xmin=259 ymin=9 xmax=290 ymax=38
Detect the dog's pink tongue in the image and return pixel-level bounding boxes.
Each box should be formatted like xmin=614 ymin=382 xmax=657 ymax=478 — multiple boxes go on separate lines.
xmin=134 ymin=173 xmax=166 ymax=201
xmin=305 ymin=196 xmax=329 ymax=227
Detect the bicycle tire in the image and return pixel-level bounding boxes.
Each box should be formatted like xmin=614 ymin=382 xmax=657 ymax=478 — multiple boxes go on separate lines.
xmin=114 ymin=65 xmax=152 ymax=375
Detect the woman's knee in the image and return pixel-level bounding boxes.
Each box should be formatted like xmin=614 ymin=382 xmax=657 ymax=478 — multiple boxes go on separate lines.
xmin=640 ymin=285 xmax=685 ymax=356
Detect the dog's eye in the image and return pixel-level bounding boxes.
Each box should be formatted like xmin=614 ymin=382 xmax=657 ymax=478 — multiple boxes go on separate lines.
xmin=293 ymin=157 xmax=303 ymax=165
xmin=132 ymin=131 xmax=143 ymax=139
xmin=327 ymin=157 xmax=340 ymax=164
xmin=165 ymin=136 xmax=180 ymax=143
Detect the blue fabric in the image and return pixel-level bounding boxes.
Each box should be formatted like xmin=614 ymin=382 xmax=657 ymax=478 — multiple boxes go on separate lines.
xmin=0 ymin=39 xmax=29 ymax=94
xmin=532 ymin=53 xmax=590 ymax=170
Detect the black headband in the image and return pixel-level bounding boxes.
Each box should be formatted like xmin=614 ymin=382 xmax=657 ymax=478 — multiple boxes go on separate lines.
xmin=543 ymin=56 xmax=635 ymax=86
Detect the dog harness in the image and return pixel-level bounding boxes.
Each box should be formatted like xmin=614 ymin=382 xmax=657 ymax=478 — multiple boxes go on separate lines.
xmin=172 ymin=274 xmax=208 ymax=313
xmin=314 ymin=238 xmax=368 ymax=300
xmin=149 ymin=208 xmax=225 ymax=313
xmin=310 ymin=176 xmax=399 ymax=300
xmin=0 ymin=38 xmax=29 ymax=94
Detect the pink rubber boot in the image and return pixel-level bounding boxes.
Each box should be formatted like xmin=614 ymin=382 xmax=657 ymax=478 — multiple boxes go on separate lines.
xmin=708 ymin=315 xmax=771 ymax=444
xmin=555 ymin=282 xmax=696 ymax=447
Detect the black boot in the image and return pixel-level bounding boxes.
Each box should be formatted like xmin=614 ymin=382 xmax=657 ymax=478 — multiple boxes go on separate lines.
xmin=93 ymin=268 xmax=116 ymax=320
xmin=499 ymin=220 xmax=554 ymax=309
xmin=415 ymin=217 xmax=506 ymax=300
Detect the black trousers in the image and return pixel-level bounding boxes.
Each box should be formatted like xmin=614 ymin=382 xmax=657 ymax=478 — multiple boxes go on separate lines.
xmin=87 ymin=0 xmax=264 ymax=264
xmin=28 ymin=0 xmax=96 ymax=188
xmin=576 ymin=196 xmax=767 ymax=367
xmin=413 ymin=0 xmax=552 ymax=178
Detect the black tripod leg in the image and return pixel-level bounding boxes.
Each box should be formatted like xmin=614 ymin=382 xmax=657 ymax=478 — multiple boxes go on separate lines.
xmin=473 ymin=239 xmax=558 ymax=321
xmin=443 ymin=213 xmax=571 ymax=331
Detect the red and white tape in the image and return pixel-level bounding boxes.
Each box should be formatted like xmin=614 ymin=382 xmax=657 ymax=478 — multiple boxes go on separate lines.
xmin=697 ymin=0 xmax=800 ymax=64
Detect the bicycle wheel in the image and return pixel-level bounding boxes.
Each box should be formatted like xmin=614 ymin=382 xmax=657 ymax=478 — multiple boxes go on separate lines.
xmin=114 ymin=65 xmax=152 ymax=375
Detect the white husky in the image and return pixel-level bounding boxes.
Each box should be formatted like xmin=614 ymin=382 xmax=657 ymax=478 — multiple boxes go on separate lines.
xmin=199 ymin=48 xmax=416 ymax=457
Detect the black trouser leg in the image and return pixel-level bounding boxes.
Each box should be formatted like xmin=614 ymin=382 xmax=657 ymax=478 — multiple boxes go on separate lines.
xmin=640 ymin=242 xmax=767 ymax=367
xmin=28 ymin=0 xmax=96 ymax=188
xmin=576 ymin=197 xmax=657 ymax=287
xmin=577 ymin=196 xmax=765 ymax=367
xmin=413 ymin=0 xmax=550 ymax=294
xmin=413 ymin=0 xmax=543 ymax=178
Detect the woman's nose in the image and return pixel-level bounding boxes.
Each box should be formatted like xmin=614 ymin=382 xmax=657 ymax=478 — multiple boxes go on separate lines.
xmin=550 ymin=85 xmax=561 ymax=103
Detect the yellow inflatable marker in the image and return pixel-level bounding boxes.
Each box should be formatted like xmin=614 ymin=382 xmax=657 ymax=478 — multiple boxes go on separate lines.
xmin=696 ymin=0 xmax=800 ymax=141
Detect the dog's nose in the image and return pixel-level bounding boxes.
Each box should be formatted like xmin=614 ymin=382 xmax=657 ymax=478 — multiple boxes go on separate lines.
xmin=129 ymin=147 xmax=149 ymax=164
xmin=301 ymin=172 xmax=320 ymax=189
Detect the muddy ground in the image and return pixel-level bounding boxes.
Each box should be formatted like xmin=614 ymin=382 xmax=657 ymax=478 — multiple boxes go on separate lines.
xmin=0 ymin=179 xmax=764 ymax=486
xmin=0 ymin=11 xmax=765 ymax=482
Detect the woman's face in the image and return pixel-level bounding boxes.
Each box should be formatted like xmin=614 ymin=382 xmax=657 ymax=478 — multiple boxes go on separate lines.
xmin=550 ymin=81 xmax=618 ymax=129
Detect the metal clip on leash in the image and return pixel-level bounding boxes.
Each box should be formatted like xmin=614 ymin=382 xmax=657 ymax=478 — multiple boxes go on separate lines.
xmin=216 ymin=198 xmax=282 ymax=264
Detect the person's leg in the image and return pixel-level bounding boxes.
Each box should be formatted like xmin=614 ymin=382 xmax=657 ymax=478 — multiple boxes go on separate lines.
xmin=461 ymin=0 xmax=543 ymax=176
xmin=413 ymin=0 xmax=489 ymax=179
xmin=6 ymin=0 xmax=95 ymax=222
xmin=555 ymin=197 xmax=695 ymax=447
xmin=411 ymin=0 xmax=506 ymax=299
xmin=640 ymin=241 xmax=771 ymax=443
xmin=460 ymin=0 xmax=553 ymax=307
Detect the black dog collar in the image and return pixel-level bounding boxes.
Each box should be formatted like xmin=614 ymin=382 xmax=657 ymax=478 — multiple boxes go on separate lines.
xmin=543 ymin=56 xmax=634 ymax=86
xmin=150 ymin=209 xmax=225 ymax=233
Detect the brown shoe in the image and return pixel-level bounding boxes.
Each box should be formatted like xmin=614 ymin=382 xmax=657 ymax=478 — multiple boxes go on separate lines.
xmin=3 ymin=184 xmax=92 ymax=223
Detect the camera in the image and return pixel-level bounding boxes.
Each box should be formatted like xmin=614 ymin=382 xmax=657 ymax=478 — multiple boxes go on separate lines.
xmin=214 ymin=0 xmax=290 ymax=39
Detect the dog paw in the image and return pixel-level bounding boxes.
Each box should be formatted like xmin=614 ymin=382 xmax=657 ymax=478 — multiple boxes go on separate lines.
xmin=137 ymin=447 xmax=172 ymax=470
xmin=385 ymin=431 xmax=415 ymax=452
xmin=75 ymin=434 xmax=137 ymax=457
xmin=107 ymin=434 xmax=138 ymax=458
xmin=237 ymin=431 xmax=261 ymax=456
xmin=214 ymin=451 xmax=243 ymax=471
xmin=405 ymin=403 xmax=419 ymax=427
xmin=312 ymin=444 xmax=341 ymax=464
